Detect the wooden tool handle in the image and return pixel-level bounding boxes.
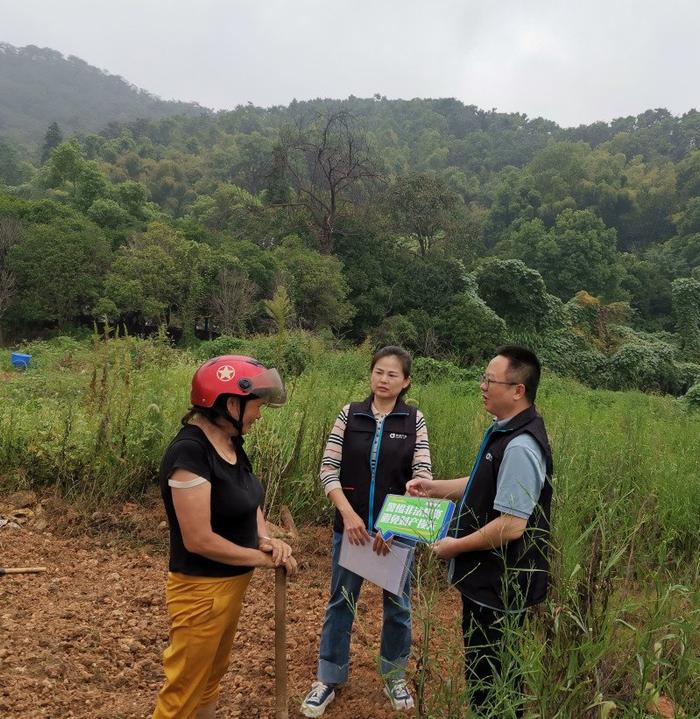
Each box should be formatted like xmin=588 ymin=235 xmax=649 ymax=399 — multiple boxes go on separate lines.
xmin=274 ymin=566 xmax=288 ymax=719
xmin=0 ymin=567 xmax=47 ymax=576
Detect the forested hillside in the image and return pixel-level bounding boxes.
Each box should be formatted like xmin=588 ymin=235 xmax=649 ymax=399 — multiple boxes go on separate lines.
xmin=1 ymin=50 xmax=700 ymax=398
xmin=0 ymin=44 xmax=207 ymax=143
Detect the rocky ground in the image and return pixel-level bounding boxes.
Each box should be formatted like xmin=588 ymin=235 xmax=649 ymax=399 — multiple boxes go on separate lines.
xmin=0 ymin=491 xmax=462 ymax=719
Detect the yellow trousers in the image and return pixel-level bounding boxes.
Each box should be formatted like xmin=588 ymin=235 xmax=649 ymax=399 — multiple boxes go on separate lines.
xmin=152 ymin=570 xmax=253 ymax=719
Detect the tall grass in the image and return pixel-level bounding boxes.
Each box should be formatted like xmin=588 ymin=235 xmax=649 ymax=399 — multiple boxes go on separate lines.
xmin=0 ymin=336 xmax=698 ymax=714
xmin=0 ymin=334 xmax=195 ymax=501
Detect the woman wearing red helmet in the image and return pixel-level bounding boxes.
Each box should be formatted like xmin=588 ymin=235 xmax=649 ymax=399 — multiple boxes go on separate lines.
xmin=152 ymin=356 xmax=297 ymax=719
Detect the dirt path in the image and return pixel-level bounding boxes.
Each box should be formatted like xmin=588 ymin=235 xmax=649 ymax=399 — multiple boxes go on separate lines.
xmin=0 ymin=499 xmax=461 ymax=719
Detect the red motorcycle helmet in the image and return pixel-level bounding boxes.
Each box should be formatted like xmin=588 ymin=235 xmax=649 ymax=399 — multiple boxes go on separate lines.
xmin=190 ymin=355 xmax=286 ymax=408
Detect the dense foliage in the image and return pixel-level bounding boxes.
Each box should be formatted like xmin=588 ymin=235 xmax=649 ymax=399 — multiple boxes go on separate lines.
xmin=1 ymin=49 xmax=700 ymax=395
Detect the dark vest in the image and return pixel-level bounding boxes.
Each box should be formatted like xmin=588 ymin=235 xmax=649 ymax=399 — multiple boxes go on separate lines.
xmin=333 ymin=396 xmax=417 ymax=534
xmin=451 ymin=405 xmax=553 ymax=611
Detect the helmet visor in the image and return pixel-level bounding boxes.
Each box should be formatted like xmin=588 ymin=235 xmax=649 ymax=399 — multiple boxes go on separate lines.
xmin=246 ymin=368 xmax=287 ymax=406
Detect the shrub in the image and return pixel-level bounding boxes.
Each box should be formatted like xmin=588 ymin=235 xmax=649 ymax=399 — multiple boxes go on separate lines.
xmin=682 ymin=382 xmax=700 ymax=411
xmin=193 ymin=335 xmax=247 ymax=360
xmin=672 ymin=276 xmax=700 ymax=355
xmin=475 ymin=258 xmax=559 ymax=330
xmin=508 ymin=328 xmax=607 ymax=388
xmin=437 ymin=292 xmax=506 ymax=366
xmin=676 ymin=361 xmax=700 ymax=393
xmin=193 ymin=332 xmax=317 ymax=377
xmin=411 ymin=356 xmax=476 ymax=384
xmin=603 ymin=340 xmax=681 ymax=394
xmin=371 ymin=314 xmax=418 ymax=351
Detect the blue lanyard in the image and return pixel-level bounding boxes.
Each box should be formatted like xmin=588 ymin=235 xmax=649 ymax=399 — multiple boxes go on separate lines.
xmin=453 ymin=424 xmax=498 ymax=536
xmin=353 ymin=410 xmax=409 ymax=531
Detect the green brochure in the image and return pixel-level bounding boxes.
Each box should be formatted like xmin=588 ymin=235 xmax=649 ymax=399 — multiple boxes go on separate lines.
xmin=376 ymin=494 xmax=455 ymax=544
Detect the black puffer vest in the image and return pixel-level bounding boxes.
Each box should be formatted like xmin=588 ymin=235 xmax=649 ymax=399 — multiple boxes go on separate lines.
xmin=451 ymin=405 xmax=553 ymax=610
xmin=333 ymin=396 xmax=417 ymax=534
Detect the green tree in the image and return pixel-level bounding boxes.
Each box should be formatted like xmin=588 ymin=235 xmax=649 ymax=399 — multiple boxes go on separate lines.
xmin=8 ymin=219 xmax=110 ymax=327
xmin=371 ymin=314 xmax=419 ymax=351
xmin=619 ymin=254 xmax=673 ymax=329
xmin=672 ymin=277 xmax=700 ymax=355
xmin=101 ymin=222 xmax=190 ymax=330
xmin=390 ymin=254 xmax=468 ymax=317
xmin=99 ymin=223 xmax=220 ymax=339
xmin=615 ymin=158 xmax=676 ymax=249
xmin=528 ymin=141 xmax=588 ymax=213
xmin=40 ymin=121 xmax=63 ymax=164
xmin=0 ymin=217 xmax=22 ymax=342
xmin=148 ymin=159 xmax=196 ymax=216
xmin=333 ymin=231 xmax=395 ymax=339
xmin=116 ymin=181 xmax=149 ymax=218
xmin=230 ymin=132 xmax=275 ymax=193
xmin=507 ymin=209 xmax=622 ymax=300
xmin=74 ymin=162 xmax=110 ymax=212
xmin=274 ymin=235 xmax=354 ymax=330
xmin=474 ymin=259 xmax=561 ymax=329
xmin=191 ymin=183 xmax=262 ymax=232
xmin=437 ymin=292 xmax=506 ymax=365
xmin=266 ymin=143 xmax=291 ymax=204
xmin=180 ymin=241 xmax=218 ymax=343
xmin=674 ymin=197 xmax=700 ymax=237
xmin=483 ymin=168 xmax=540 ymax=245
xmin=649 ymin=233 xmax=700 ymax=278
xmin=0 ymin=140 xmax=29 ymax=186
xmin=387 ymin=172 xmax=460 ymax=257
xmin=87 ymin=198 xmax=131 ymax=229
xmin=676 ymin=150 xmax=700 ymax=200
xmin=44 ymin=140 xmax=85 ymax=194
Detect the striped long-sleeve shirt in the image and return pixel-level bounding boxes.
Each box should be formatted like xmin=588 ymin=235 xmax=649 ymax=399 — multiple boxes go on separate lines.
xmin=320 ymin=403 xmax=433 ymax=496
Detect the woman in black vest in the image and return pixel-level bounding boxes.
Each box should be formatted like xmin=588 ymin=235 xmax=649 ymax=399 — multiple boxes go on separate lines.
xmin=301 ymin=346 xmax=433 ymax=717
xmin=152 ymin=355 xmax=297 ymax=719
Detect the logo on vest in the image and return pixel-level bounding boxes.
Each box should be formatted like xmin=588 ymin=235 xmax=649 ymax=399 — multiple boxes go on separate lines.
xmin=389 ymin=432 xmax=407 ymax=440
xmin=485 ymin=452 xmax=493 ymax=461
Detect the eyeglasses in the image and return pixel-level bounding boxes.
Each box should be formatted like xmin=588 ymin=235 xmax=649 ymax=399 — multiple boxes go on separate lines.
xmin=479 ymin=373 xmax=521 ymax=389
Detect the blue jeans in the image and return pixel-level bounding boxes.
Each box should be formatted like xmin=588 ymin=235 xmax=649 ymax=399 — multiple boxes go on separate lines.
xmin=317 ymin=531 xmax=412 ymax=686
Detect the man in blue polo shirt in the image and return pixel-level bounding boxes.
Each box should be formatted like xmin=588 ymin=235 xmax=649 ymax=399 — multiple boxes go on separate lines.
xmin=407 ymin=346 xmax=553 ymax=717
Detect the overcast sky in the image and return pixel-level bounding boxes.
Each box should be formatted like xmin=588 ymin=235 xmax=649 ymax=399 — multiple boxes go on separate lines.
xmin=1 ymin=0 xmax=698 ymax=127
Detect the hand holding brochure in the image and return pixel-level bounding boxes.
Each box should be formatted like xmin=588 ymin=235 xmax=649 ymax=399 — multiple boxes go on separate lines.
xmin=375 ymin=494 xmax=455 ymax=543
xmin=338 ymin=532 xmax=414 ymax=596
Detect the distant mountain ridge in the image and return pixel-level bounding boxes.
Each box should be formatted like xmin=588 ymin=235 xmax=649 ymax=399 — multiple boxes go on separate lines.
xmin=0 ymin=43 xmax=210 ymax=144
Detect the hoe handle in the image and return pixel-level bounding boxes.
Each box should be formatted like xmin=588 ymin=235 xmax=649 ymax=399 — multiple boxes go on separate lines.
xmin=0 ymin=567 xmax=47 ymax=576
xmin=274 ymin=566 xmax=288 ymax=719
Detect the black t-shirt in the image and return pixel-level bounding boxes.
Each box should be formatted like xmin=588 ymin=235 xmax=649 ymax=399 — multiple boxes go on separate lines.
xmin=159 ymin=424 xmax=264 ymax=577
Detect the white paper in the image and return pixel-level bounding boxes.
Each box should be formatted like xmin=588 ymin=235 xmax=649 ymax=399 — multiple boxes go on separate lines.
xmin=338 ymin=532 xmax=414 ymax=596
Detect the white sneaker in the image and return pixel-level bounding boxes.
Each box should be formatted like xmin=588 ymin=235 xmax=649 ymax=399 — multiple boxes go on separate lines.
xmin=300 ymin=681 xmax=336 ymax=718
xmin=384 ymin=678 xmax=414 ymax=710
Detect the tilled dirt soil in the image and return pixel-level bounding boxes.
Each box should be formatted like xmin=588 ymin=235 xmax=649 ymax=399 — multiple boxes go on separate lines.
xmin=0 ymin=497 xmax=461 ymax=719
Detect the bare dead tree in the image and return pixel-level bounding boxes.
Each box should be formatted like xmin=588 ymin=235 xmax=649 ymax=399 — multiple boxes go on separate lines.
xmin=211 ymin=268 xmax=258 ymax=335
xmin=0 ymin=217 xmax=22 ymax=343
xmin=275 ymin=111 xmax=381 ymax=254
